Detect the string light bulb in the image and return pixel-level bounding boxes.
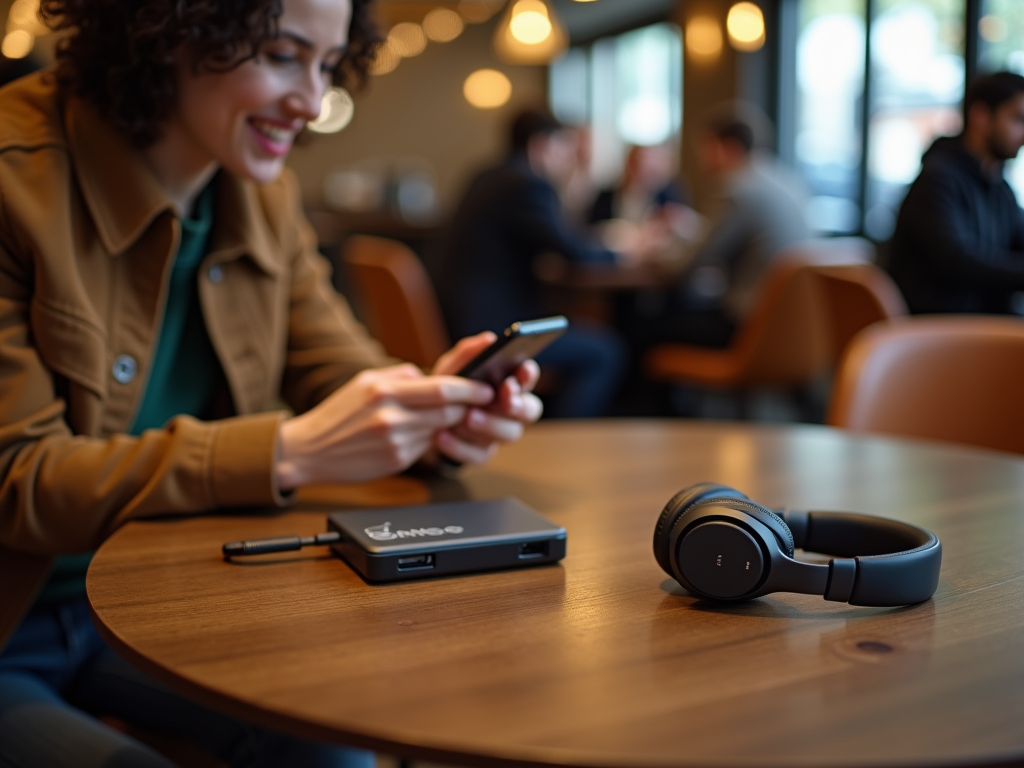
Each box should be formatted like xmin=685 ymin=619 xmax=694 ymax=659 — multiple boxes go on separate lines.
xmin=493 ymin=0 xmax=567 ymax=65
xmin=308 ymin=87 xmax=355 ymax=134
xmin=388 ymin=22 xmax=427 ymax=58
xmin=510 ymin=0 xmax=552 ymax=45
xmin=457 ymin=0 xmax=503 ymax=24
xmin=727 ymin=2 xmax=766 ymax=52
xmin=1 ymin=30 xmax=34 ymax=58
xmin=423 ymin=8 xmax=465 ymax=43
xmin=464 ymin=69 xmax=513 ymax=109
xmin=369 ymin=40 xmax=402 ymax=75
xmin=686 ymin=15 xmax=722 ymax=62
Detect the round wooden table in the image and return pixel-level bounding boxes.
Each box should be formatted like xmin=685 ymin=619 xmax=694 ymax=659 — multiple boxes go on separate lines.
xmin=87 ymin=420 xmax=1024 ymax=768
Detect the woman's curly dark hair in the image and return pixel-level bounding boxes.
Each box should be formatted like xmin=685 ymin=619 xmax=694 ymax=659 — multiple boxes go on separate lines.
xmin=39 ymin=0 xmax=381 ymax=148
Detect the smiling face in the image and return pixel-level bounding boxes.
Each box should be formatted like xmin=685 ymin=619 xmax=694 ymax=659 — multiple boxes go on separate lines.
xmin=163 ymin=0 xmax=352 ymax=190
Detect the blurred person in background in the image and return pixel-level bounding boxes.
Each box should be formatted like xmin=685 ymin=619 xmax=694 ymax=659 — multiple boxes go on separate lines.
xmin=630 ymin=102 xmax=809 ymax=351
xmin=888 ymin=70 xmax=1024 ymax=315
xmin=585 ymin=141 xmax=700 ymax=409
xmin=587 ymin=142 xmax=697 ymax=240
xmin=614 ymin=102 xmax=810 ymax=415
xmin=559 ymin=122 xmax=597 ymax=228
xmin=439 ymin=108 xmax=642 ymax=418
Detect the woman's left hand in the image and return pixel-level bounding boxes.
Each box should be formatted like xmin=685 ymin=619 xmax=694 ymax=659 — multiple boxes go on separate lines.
xmin=430 ymin=332 xmax=544 ymax=465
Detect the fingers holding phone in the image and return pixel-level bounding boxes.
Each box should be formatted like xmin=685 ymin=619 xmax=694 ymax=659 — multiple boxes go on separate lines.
xmin=431 ymin=331 xmax=497 ymax=377
xmin=454 ymin=316 xmax=567 ymax=387
xmin=276 ymin=364 xmax=495 ymax=488
xmin=434 ymin=316 xmax=566 ymax=467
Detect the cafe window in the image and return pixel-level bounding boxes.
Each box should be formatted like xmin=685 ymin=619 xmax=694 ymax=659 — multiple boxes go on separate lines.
xmin=786 ymin=0 xmax=1024 ymax=240
xmin=865 ymin=0 xmax=965 ymax=240
xmin=795 ymin=0 xmax=867 ymax=235
xmin=978 ymin=0 xmax=1024 ymax=73
xmin=549 ymin=22 xmax=682 ymax=187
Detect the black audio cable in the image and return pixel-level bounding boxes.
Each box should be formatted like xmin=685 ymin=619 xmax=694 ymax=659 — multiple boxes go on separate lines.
xmin=222 ymin=532 xmax=341 ymax=558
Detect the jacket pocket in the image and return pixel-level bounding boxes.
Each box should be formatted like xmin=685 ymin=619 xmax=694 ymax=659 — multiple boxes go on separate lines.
xmin=30 ymin=299 xmax=108 ymax=400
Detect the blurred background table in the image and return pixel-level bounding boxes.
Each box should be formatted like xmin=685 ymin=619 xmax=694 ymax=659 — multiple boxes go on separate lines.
xmin=88 ymin=420 xmax=1024 ymax=768
xmin=536 ymin=255 xmax=681 ymax=326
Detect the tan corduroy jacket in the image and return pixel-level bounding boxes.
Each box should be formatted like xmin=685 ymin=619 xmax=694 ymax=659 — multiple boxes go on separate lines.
xmin=0 ymin=73 xmax=390 ymax=650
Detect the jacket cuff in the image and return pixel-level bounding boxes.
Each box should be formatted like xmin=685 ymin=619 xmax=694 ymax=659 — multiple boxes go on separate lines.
xmin=209 ymin=412 xmax=293 ymax=508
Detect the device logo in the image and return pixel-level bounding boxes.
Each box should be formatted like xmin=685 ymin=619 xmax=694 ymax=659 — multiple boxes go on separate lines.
xmin=364 ymin=522 xmax=465 ymax=541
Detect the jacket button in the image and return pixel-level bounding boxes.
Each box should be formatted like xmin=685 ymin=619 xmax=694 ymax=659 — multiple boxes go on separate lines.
xmin=207 ymin=264 xmax=224 ymax=284
xmin=112 ymin=354 xmax=137 ymax=384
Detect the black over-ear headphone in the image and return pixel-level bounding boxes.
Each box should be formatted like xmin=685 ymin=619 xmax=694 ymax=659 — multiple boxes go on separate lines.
xmin=653 ymin=483 xmax=942 ymax=606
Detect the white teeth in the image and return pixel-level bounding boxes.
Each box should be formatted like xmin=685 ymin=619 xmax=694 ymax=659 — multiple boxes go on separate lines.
xmin=252 ymin=121 xmax=292 ymax=144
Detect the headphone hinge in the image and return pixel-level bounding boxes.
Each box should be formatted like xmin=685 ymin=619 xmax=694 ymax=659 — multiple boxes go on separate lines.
xmin=824 ymin=558 xmax=858 ymax=602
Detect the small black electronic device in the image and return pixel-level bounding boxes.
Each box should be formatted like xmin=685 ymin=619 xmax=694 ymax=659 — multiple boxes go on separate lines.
xmin=457 ymin=315 xmax=568 ymax=387
xmin=653 ymin=483 xmax=941 ymax=606
xmin=327 ymin=497 xmax=566 ymax=582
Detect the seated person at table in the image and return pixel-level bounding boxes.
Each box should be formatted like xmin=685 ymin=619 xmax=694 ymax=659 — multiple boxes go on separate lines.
xmin=888 ymin=70 xmax=1024 ymax=314
xmin=613 ymin=104 xmax=809 ymax=416
xmin=559 ymin=122 xmax=597 ymax=227
xmin=0 ymin=1 xmax=542 ymax=766
xmin=643 ymin=102 xmax=810 ymax=350
xmin=587 ymin=142 xmax=699 ymax=242
xmin=438 ymin=108 xmax=637 ymax=419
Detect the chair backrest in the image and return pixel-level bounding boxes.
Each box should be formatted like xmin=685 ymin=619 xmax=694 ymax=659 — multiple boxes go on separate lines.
xmin=806 ymin=262 xmax=908 ymax=362
xmin=716 ymin=237 xmax=879 ymax=385
xmin=778 ymin=236 xmax=877 ymax=266
xmin=723 ymin=254 xmax=833 ymax=386
xmin=342 ymin=235 xmax=450 ymax=370
xmin=828 ymin=315 xmax=1024 ymax=454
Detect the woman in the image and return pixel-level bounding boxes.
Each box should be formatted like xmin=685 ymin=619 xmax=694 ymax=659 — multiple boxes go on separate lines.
xmin=0 ymin=0 xmax=541 ymax=764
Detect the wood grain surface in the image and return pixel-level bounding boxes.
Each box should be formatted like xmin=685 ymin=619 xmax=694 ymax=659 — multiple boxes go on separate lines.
xmin=87 ymin=420 xmax=1024 ymax=768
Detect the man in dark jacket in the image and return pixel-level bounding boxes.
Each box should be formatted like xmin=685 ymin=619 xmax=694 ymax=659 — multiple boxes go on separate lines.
xmin=438 ymin=109 xmax=628 ymax=418
xmin=888 ymin=71 xmax=1024 ymax=314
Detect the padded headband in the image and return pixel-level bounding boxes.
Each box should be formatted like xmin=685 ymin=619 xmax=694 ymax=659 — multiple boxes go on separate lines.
xmin=782 ymin=510 xmax=941 ymax=606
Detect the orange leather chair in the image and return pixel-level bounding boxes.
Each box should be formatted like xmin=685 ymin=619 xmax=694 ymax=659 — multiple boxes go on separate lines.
xmin=341 ymin=234 xmax=561 ymax=402
xmin=644 ymin=255 xmax=832 ymax=395
xmin=779 ymin=235 xmax=877 ymax=266
xmin=342 ymin=234 xmax=450 ymax=370
xmin=806 ymin=261 xmax=908 ymax=363
xmin=827 ymin=315 xmax=1024 ymax=454
xmin=643 ymin=237 xmax=908 ymax=416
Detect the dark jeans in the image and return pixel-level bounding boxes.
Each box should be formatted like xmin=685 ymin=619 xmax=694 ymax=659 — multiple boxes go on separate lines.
xmin=534 ymin=323 xmax=627 ymax=418
xmin=0 ymin=597 xmax=374 ymax=768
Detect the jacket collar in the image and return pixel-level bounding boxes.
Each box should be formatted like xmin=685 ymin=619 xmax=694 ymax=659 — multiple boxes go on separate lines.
xmin=64 ymin=97 xmax=279 ymax=276
xmin=209 ymin=171 xmax=282 ymax=277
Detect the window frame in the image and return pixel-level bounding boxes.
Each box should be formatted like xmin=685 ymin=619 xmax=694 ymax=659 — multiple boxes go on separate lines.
xmin=776 ymin=0 xmax=998 ymax=239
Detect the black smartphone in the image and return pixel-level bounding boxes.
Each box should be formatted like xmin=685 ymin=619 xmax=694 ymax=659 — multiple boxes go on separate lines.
xmin=457 ymin=315 xmax=569 ymax=387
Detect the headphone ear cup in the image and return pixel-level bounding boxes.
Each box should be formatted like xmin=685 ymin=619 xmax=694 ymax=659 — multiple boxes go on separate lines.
xmin=653 ymin=483 xmax=750 ymax=573
xmin=670 ymin=498 xmax=797 ymax=601
xmin=734 ymin=502 xmax=796 ymax=559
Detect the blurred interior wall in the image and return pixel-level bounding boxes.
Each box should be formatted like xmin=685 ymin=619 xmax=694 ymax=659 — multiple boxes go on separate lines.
xmin=292 ymin=0 xmax=757 ymax=221
xmin=674 ymin=0 xmax=743 ymax=214
xmin=2 ymin=0 xmax=761 ymax=219
xmin=287 ymin=16 xmax=548 ymax=219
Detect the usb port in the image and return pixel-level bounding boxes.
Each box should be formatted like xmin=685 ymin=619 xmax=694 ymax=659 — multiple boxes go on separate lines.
xmin=396 ymin=553 xmax=435 ymax=571
xmin=518 ymin=541 xmax=549 ymax=559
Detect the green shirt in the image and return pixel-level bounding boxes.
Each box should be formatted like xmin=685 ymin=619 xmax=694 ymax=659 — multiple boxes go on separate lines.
xmin=130 ymin=181 xmax=221 ymax=433
xmin=36 ymin=183 xmax=223 ymax=605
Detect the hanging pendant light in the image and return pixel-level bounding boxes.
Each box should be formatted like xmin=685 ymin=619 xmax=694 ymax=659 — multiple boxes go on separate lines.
xmin=493 ymin=0 xmax=567 ymax=65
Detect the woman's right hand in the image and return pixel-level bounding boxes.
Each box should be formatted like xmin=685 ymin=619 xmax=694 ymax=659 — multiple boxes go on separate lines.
xmin=275 ymin=363 xmax=495 ymax=490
